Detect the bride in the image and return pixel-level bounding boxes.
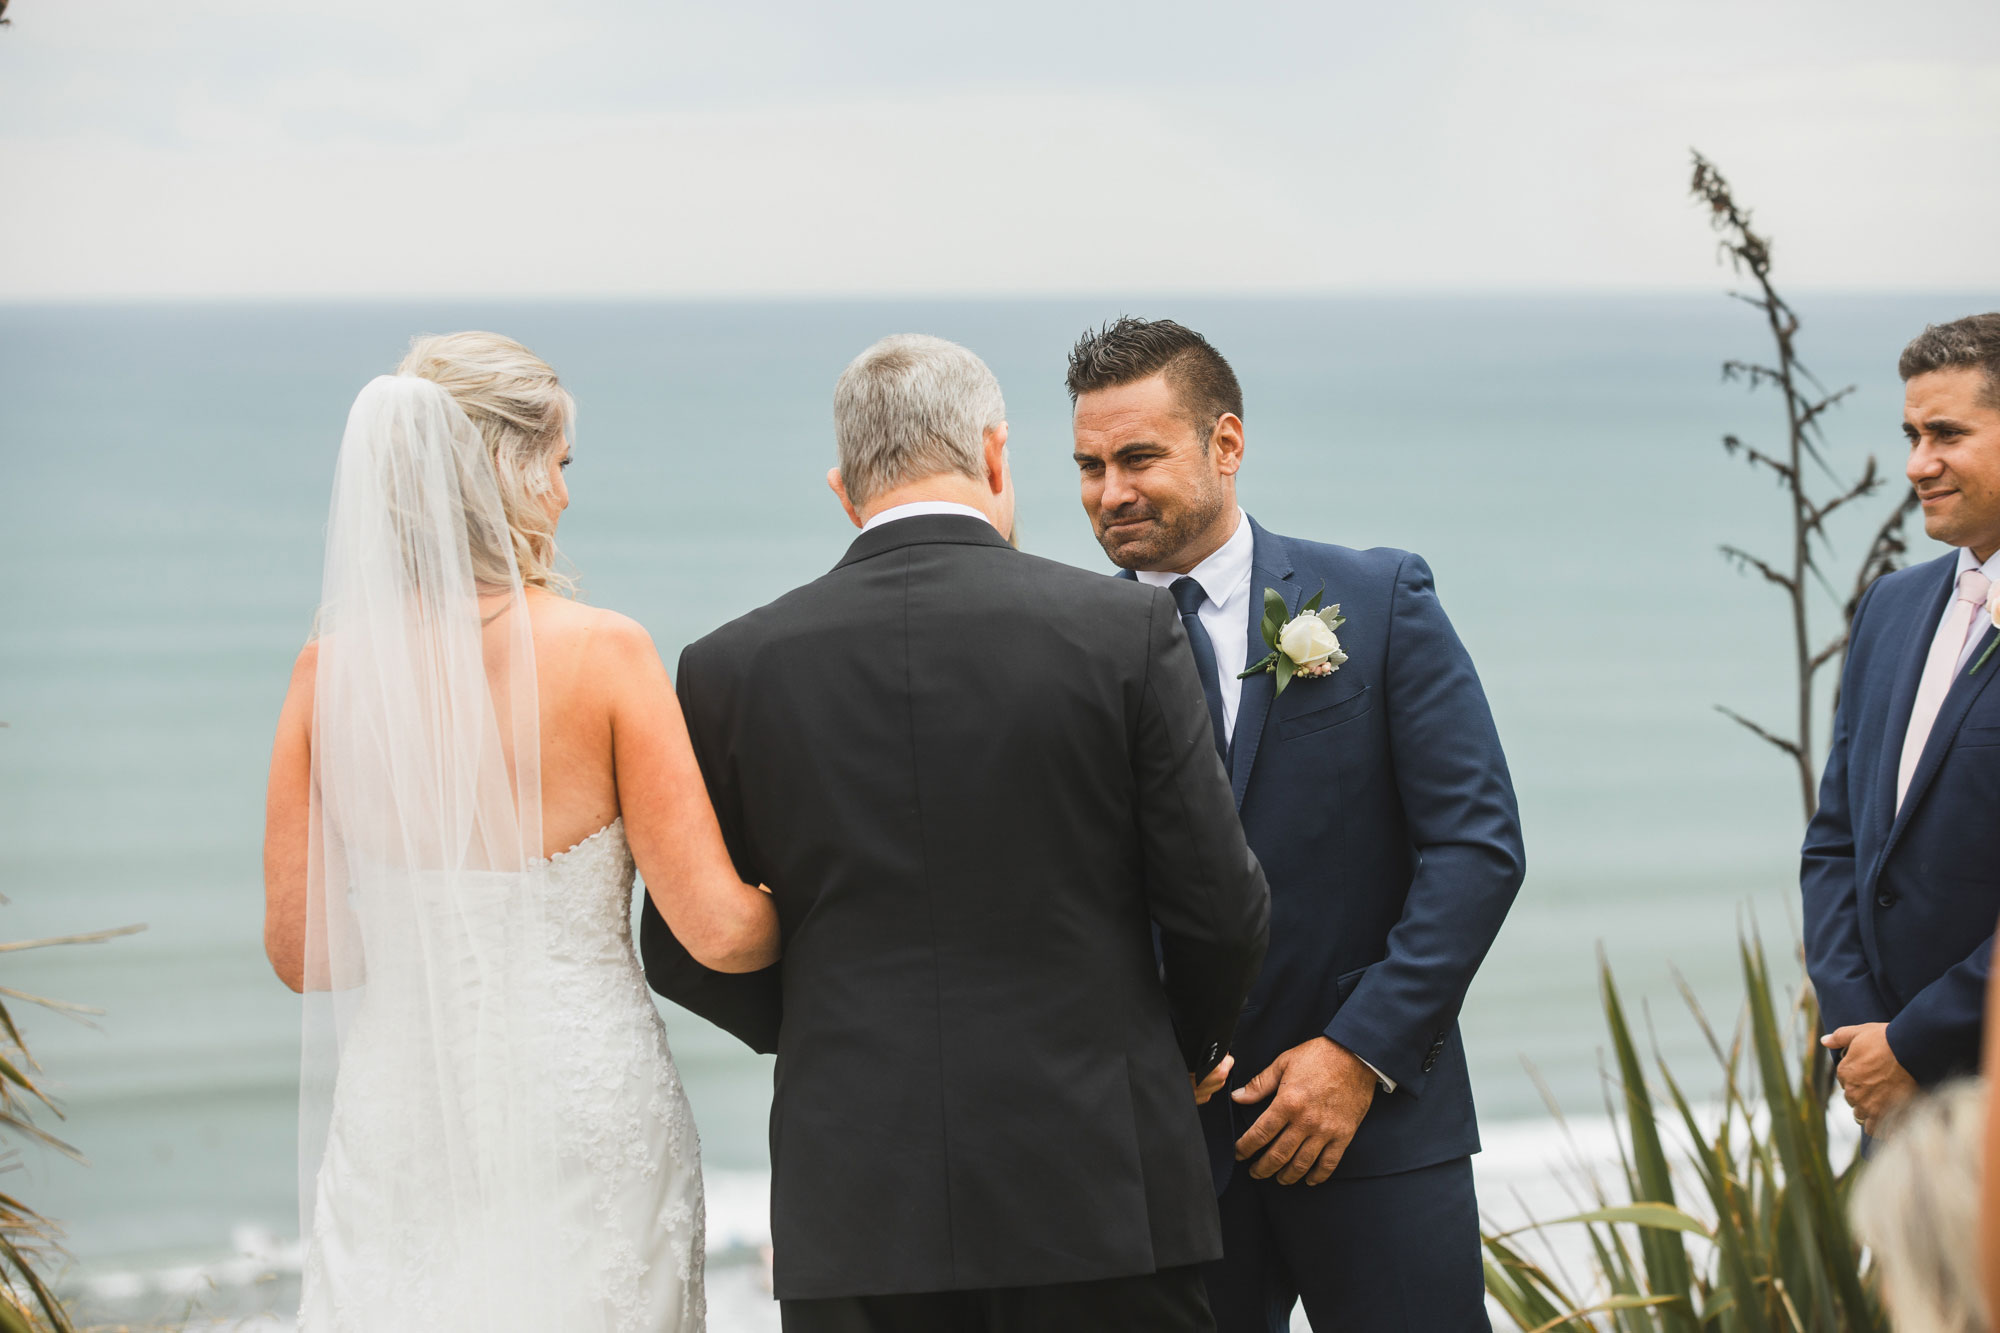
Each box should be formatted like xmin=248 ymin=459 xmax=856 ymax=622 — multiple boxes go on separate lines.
xmin=261 ymin=332 xmax=775 ymax=1332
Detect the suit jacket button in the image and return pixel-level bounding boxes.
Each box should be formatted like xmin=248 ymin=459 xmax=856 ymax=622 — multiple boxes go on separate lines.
xmin=1421 ymin=1056 xmax=1437 ymax=1073
xmin=1876 ymin=893 xmax=1897 ymax=909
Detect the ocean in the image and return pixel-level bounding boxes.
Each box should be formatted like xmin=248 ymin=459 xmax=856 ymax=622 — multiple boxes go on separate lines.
xmin=0 ymin=294 xmax=1980 ymax=1326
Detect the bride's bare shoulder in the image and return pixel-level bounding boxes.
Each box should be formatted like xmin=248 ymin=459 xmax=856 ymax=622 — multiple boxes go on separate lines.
xmin=285 ymin=637 xmax=321 ymax=695
xmin=528 ymin=595 xmax=667 ymax=677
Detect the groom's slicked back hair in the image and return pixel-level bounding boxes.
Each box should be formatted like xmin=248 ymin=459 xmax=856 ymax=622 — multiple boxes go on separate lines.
xmin=834 ymin=334 xmax=1007 ymax=508
xmin=1066 ymin=318 xmax=1243 ymax=447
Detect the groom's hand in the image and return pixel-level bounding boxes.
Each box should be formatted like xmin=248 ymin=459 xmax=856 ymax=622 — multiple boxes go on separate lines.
xmin=1191 ymin=1054 xmax=1234 ymax=1106
xmin=1822 ymin=1022 xmax=1917 ymax=1132
xmin=1231 ymin=1037 xmax=1376 ymax=1186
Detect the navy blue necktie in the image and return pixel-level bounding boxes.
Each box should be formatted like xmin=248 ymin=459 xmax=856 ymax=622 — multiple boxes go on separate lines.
xmin=1170 ymin=576 xmax=1230 ymax=762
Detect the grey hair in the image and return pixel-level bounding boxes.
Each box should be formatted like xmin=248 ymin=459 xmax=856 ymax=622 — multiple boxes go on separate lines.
xmin=833 ymin=334 xmax=1006 ymax=509
xmin=1849 ymin=1080 xmax=1989 ymax=1333
xmin=1899 ymin=314 xmax=2000 ymax=409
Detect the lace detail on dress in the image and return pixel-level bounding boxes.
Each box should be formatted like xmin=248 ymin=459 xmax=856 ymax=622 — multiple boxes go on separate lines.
xmin=300 ymin=820 xmax=706 ymax=1332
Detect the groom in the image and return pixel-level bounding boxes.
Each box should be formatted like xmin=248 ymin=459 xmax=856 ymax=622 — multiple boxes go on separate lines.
xmin=1067 ymin=318 xmax=1525 ymax=1331
xmin=640 ymin=333 xmax=1270 ymax=1331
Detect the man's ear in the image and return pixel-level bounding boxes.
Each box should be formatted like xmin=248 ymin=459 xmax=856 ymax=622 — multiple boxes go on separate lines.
xmin=828 ymin=468 xmax=864 ymax=529
xmin=983 ymin=422 xmax=1011 ymax=494
xmin=1211 ymin=413 xmax=1245 ymax=478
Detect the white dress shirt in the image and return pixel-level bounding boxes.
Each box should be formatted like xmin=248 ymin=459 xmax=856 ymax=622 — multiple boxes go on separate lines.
xmin=1937 ymin=545 xmax=2000 ymax=670
xmin=861 ymin=500 xmax=995 ymax=534
xmin=1134 ymin=509 xmax=1256 ymax=736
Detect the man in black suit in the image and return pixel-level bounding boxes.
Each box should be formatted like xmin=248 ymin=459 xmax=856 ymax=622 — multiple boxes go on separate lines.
xmin=639 ymin=333 xmax=1271 ymax=1332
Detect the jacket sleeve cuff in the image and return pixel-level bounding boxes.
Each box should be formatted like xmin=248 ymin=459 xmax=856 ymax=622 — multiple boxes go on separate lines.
xmin=1323 ymin=1009 xmax=1430 ymax=1097
xmin=1882 ymin=1012 xmax=1947 ymax=1087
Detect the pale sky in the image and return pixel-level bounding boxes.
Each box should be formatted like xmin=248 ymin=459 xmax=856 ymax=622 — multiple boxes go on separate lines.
xmin=2 ymin=0 xmax=1997 ymax=298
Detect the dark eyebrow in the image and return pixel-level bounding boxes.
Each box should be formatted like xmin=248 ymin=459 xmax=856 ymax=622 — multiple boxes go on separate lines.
xmin=1926 ymin=417 xmax=1972 ymax=432
xmin=1110 ymin=441 xmax=1166 ymax=462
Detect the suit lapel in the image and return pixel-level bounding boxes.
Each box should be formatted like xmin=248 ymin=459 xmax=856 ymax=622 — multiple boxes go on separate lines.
xmin=1881 ymin=619 xmax=2000 ymax=868
xmin=1871 ymin=558 xmax=1959 ymax=850
xmin=1228 ymin=518 xmax=1298 ymax=809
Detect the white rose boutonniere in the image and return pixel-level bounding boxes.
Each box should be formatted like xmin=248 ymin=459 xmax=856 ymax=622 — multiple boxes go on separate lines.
xmin=1238 ymin=585 xmax=1347 ymax=697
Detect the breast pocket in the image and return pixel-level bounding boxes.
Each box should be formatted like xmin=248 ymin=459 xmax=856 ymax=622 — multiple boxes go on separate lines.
xmin=1957 ymin=723 xmax=2000 ymax=750
xmin=1276 ymin=684 xmax=1373 ymax=741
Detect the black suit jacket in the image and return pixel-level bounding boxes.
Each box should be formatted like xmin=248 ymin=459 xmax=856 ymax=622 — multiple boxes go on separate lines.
xmin=640 ymin=514 xmax=1270 ymax=1300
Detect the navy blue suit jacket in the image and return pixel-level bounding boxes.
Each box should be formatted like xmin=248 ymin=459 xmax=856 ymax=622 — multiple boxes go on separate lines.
xmin=1803 ymin=551 xmax=2000 ymax=1086
xmin=1142 ymin=517 xmax=1526 ymax=1184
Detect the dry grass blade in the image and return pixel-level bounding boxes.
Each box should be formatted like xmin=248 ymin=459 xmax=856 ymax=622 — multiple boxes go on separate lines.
xmin=0 ymin=920 xmax=146 ymax=1332
xmin=0 ymin=926 xmax=145 ymax=955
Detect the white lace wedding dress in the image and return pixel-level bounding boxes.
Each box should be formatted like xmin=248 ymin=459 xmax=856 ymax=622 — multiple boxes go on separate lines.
xmin=293 ymin=376 xmax=707 ymax=1331
xmin=297 ymin=820 xmax=706 ymax=1332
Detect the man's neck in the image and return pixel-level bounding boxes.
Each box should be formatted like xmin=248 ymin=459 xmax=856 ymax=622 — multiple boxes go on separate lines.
xmin=858 ymin=479 xmax=996 ymax=529
xmin=1156 ymin=507 xmax=1243 ymax=576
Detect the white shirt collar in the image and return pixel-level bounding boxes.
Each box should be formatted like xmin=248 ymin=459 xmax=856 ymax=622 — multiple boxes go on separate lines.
xmin=861 ymin=500 xmax=995 ymax=534
xmin=1957 ymin=545 xmax=2000 ymax=584
xmin=1133 ymin=510 xmax=1253 ymax=608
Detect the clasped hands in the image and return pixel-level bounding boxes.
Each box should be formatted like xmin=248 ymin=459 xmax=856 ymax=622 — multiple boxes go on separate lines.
xmin=1821 ymin=1021 xmax=1917 ymax=1134
xmin=1190 ymin=1036 xmax=1376 ymax=1186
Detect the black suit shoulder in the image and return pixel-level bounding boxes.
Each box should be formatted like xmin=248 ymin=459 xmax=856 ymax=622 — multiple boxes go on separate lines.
xmin=681 ymin=570 xmax=843 ymax=675
xmin=687 ymin=537 xmax=1171 ymax=676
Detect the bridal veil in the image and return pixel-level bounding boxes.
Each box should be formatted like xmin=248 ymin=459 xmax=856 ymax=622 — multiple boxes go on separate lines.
xmin=300 ymin=374 xmax=569 ymax=1321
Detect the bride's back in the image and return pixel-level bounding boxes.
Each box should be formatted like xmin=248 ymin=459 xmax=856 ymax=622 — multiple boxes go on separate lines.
xmin=385 ymin=331 xmax=631 ymax=862
xmin=516 ymin=590 xmax=634 ymax=860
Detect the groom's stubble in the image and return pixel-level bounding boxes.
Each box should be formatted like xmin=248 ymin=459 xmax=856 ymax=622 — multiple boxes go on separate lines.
xmin=1094 ymin=481 xmax=1229 ymax=572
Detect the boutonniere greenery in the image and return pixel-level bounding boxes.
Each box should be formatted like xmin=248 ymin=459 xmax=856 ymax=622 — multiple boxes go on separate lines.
xmin=1238 ymin=586 xmax=1347 ymax=697
xmin=1972 ymin=587 xmax=2000 ymax=676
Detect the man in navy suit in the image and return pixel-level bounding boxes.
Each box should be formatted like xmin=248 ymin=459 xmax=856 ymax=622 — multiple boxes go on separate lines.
xmin=1067 ymin=319 xmax=1526 ymax=1332
xmin=1805 ymin=313 xmax=2000 ymax=1135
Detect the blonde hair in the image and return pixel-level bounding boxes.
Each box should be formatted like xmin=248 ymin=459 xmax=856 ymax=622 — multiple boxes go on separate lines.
xmin=1850 ymin=1080 xmax=1989 ymax=1333
xmin=396 ymin=331 xmax=577 ymax=594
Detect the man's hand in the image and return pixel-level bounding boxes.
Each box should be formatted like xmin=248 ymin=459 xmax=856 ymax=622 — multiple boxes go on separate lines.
xmin=1231 ymin=1037 xmax=1376 ymax=1185
xmin=1191 ymin=1053 xmax=1234 ymax=1106
xmin=1822 ymin=1022 xmax=1918 ymax=1132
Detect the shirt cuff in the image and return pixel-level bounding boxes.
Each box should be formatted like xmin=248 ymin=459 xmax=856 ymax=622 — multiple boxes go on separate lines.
xmin=1358 ymin=1055 xmax=1396 ymax=1094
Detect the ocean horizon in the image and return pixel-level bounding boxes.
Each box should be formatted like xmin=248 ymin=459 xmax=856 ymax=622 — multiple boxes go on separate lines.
xmin=1 ymin=292 xmax=1986 ymax=1327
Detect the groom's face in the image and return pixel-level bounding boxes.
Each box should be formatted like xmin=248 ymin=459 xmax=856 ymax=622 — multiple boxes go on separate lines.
xmin=1073 ymin=373 xmax=1237 ymax=572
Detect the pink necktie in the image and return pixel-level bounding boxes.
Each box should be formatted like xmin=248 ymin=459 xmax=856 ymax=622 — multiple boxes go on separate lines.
xmin=1897 ymin=566 xmax=1994 ymax=810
